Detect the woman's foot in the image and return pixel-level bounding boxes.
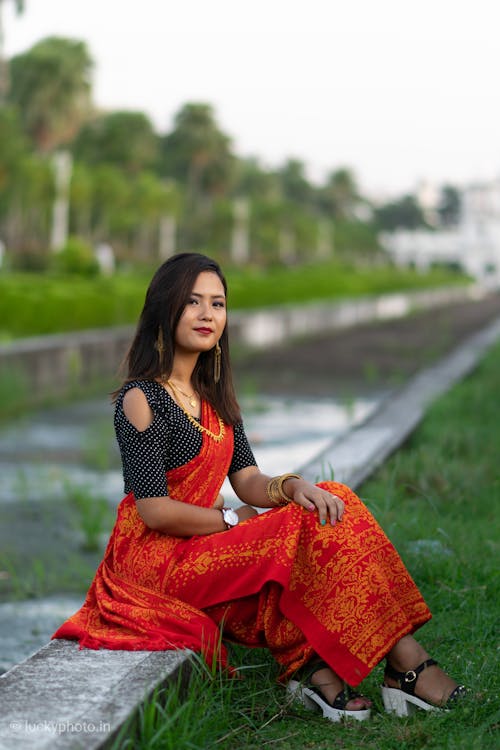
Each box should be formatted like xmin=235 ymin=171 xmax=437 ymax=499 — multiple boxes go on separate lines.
xmin=383 ymin=636 xmax=466 ymax=714
xmin=310 ymin=664 xmax=372 ymax=711
xmin=287 ymin=658 xmax=372 ymax=722
xmin=386 ymin=636 xmax=459 ymax=706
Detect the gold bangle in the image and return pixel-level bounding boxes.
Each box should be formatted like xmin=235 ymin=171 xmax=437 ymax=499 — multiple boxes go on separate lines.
xmin=277 ymin=473 xmax=302 ymax=502
xmin=266 ymin=473 xmax=303 ymax=506
xmin=266 ymin=476 xmax=284 ymax=506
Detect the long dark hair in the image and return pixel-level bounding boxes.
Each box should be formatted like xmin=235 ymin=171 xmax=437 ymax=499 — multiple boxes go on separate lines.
xmin=115 ymin=252 xmax=241 ymax=425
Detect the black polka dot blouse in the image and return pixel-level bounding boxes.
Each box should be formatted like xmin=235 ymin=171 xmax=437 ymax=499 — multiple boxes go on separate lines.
xmin=114 ymin=379 xmax=257 ymax=500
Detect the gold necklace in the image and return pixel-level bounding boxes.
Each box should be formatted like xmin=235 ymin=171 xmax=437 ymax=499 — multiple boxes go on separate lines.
xmin=166 ymin=379 xmax=197 ymax=408
xmin=167 ymin=380 xmax=225 ymax=443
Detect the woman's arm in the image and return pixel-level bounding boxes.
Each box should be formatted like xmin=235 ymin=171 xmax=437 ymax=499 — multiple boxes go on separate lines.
xmin=123 ymin=387 xmax=254 ymax=535
xmin=136 ymin=495 xmax=227 ymax=535
xmin=230 ymin=465 xmax=346 ymax=525
xmin=136 ymin=495 xmax=256 ymax=536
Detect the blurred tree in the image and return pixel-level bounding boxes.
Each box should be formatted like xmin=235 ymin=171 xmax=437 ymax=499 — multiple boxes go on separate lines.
xmin=69 ymin=161 xmax=93 ymax=237
xmin=90 ymin=164 xmax=130 ymax=244
xmin=319 ymin=167 xmax=359 ymax=220
xmin=375 ymin=194 xmax=428 ymax=231
xmin=3 ymin=153 xmax=53 ymax=257
xmin=333 ymin=220 xmax=382 ymax=262
xmin=437 ymin=185 xmax=461 ymax=227
xmin=0 ymin=105 xmax=53 ymax=257
xmin=0 ymin=105 xmax=26 ymax=195
xmin=8 ymin=36 xmax=93 ymax=152
xmin=0 ymin=0 xmax=25 ymax=102
xmin=161 ymin=103 xmax=235 ymax=199
xmin=129 ymin=171 xmax=179 ymax=259
xmin=73 ymin=111 xmax=159 ymax=174
xmin=234 ymin=157 xmax=280 ymax=201
xmin=278 ymin=159 xmax=314 ymax=206
xmin=249 ymin=198 xmax=283 ymax=263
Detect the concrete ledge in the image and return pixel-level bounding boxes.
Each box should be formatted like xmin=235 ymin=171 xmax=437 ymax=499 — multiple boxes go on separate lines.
xmin=0 ymin=326 xmax=134 ymax=404
xmin=229 ymin=284 xmax=479 ymax=348
xmin=0 ymin=640 xmax=189 ymax=749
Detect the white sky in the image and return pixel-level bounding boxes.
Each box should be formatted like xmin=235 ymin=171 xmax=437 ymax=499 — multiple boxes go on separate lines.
xmin=4 ymin=0 xmax=500 ymax=197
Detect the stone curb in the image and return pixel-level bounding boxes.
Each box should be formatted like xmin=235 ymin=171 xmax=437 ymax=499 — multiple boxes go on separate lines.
xmin=0 ymin=641 xmax=189 ymax=749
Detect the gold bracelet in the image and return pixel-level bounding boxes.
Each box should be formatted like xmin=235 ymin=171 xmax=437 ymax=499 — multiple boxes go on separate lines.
xmin=266 ymin=476 xmax=284 ymax=506
xmin=266 ymin=473 xmax=303 ymax=506
xmin=277 ymin=473 xmax=302 ymax=502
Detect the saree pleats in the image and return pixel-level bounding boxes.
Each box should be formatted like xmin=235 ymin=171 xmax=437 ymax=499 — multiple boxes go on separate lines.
xmin=53 ymin=401 xmax=431 ymax=686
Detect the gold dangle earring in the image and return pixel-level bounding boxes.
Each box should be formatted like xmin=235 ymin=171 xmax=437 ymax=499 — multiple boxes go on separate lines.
xmin=214 ymin=341 xmax=221 ymax=383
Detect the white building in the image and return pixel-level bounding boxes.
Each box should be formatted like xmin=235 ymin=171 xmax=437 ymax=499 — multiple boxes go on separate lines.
xmin=381 ymin=180 xmax=500 ymax=286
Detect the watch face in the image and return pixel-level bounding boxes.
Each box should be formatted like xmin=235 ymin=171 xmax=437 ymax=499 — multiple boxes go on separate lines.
xmin=223 ymin=508 xmax=239 ymax=527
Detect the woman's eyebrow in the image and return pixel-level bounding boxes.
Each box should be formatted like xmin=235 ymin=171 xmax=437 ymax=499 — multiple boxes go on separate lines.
xmin=191 ymin=292 xmax=226 ymax=299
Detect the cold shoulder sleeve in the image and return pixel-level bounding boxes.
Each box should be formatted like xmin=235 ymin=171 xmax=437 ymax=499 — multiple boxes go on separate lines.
xmin=114 ymin=381 xmax=169 ymax=500
xmin=228 ymin=421 xmax=257 ymax=474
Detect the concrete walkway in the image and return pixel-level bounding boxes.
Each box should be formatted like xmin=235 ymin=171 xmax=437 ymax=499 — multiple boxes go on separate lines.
xmin=2 ymin=314 xmax=500 ymax=750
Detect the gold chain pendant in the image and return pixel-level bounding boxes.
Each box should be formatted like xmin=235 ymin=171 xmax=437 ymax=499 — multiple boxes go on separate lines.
xmin=167 ymin=380 xmax=225 ymax=442
xmin=167 ymin=379 xmax=197 ymax=408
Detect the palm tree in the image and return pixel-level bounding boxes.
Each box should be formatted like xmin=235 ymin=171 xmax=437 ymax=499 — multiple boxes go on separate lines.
xmin=0 ymin=0 xmax=25 ymax=102
xmin=320 ymin=168 xmax=360 ymax=221
xmin=8 ymin=36 xmax=93 ymax=152
xmin=8 ymin=36 xmax=93 ymax=250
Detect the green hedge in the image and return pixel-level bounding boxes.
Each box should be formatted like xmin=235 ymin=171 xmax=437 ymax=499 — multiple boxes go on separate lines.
xmin=0 ymin=263 xmax=468 ymax=340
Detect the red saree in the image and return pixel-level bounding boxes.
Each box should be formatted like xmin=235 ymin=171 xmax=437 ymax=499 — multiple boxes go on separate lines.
xmin=53 ymin=400 xmax=431 ymax=686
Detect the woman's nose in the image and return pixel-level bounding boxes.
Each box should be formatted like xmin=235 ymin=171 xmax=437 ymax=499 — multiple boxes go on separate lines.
xmin=200 ymin=303 xmax=212 ymax=319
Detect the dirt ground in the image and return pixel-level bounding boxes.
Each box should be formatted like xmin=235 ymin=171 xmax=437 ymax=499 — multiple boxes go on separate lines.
xmin=233 ymin=292 xmax=500 ymax=399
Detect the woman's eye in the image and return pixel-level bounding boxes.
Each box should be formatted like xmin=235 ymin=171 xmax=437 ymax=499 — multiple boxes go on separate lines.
xmin=213 ymin=301 xmax=225 ymax=308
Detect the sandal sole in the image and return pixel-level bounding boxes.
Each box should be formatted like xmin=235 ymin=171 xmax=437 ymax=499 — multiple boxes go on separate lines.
xmin=288 ymin=679 xmax=371 ymax=722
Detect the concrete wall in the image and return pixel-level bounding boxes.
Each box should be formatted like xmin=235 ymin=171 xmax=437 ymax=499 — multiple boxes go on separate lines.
xmin=0 ymin=285 xmax=478 ymax=407
xmin=0 ymin=327 xmax=133 ymax=405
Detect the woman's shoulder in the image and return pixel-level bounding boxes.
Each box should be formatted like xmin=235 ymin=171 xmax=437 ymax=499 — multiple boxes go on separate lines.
xmin=115 ymin=379 xmax=167 ymax=415
xmin=120 ymin=378 xmax=162 ymax=398
xmin=115 ymin=379 xmax=174 ymax=436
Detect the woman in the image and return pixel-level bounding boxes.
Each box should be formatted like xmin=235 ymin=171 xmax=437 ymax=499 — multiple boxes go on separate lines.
xmin=53 ymin=252 xmax=465 ymax=722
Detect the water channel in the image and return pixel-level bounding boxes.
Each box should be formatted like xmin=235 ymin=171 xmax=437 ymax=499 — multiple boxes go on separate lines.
xmin=0 ymin=391 xmax=382 ymax=673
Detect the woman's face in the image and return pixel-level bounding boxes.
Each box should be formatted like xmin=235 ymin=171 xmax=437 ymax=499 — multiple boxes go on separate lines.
xmin=174 ymin=271 xmax=227 ymax=355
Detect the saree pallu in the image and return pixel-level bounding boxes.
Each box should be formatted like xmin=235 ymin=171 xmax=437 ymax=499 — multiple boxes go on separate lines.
xmin=52 ymin=401 xmax=431 ymax=686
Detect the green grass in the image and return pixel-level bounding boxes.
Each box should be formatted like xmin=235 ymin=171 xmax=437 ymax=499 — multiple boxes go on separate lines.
xmin=0 ymin=487 xmax=115 ymax=601
xmin=117 ymin=341 xmax=500 ymax=749
xmin=0 ymin=262 xmax=467 ymax=340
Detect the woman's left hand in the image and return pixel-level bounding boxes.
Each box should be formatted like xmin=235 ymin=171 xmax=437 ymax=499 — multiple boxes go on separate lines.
xmin=283 ymin=478 xmax=345 ymax=526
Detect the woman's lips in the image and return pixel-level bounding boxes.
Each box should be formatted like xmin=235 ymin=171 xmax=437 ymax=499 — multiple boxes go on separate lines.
xmin=194 ymin=327 xmax=213 ymax=334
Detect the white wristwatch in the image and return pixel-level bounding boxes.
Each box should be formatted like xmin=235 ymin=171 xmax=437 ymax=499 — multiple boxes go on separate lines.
xmin=222 ymin=507 xmax=239 ymax=529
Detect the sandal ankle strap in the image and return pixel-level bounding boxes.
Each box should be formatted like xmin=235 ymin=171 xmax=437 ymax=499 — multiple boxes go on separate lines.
xmin=384 ymin=658 xmax=438 ymax=696
xmin=295 ymin=656 xmax=330 ymax=681
xmin=295 ymin=658 xmax=364 ymax=709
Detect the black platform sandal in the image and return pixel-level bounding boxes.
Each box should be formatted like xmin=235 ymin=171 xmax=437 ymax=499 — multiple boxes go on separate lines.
xmin=381 ymin=658 xmax=467 ymax=716
xmin=287 ymin=659 xmax=371 ymax=722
